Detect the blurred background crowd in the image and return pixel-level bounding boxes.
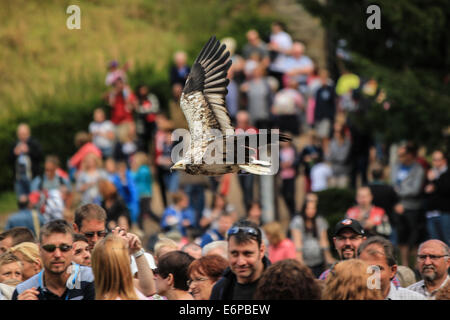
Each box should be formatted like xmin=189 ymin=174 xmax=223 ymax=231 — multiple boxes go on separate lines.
xmin=1 ymin=19 xmax=449 ymax=301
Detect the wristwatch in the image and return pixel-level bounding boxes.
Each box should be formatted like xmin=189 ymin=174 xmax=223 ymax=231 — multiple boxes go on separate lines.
xmin=133 ymin=248 xmax=145 ymax=259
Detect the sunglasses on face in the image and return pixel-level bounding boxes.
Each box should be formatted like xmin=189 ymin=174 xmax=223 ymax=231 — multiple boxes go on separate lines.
xmin=83 ymin=230 xmax=107 ymax=238
xmin=42 ymin=244 xmax=73 ymax=253
xmin=227 ymin=226 xmax=260 ymax=238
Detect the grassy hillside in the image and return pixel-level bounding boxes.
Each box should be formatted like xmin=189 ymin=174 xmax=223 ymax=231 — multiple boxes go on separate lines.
xmin=0 ymin=0 xmax=276 ymax=117
xmin=0 ymin=0 xmax=278 ymax=194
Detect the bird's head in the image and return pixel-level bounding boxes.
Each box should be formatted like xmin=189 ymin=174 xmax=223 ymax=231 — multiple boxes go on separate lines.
xmin=170 ymin=159 xmax=187 ymax=172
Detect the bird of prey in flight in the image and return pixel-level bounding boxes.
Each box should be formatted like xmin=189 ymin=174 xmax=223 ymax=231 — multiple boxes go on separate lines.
xmin=170 ymin=36 xmax=290 ymax=175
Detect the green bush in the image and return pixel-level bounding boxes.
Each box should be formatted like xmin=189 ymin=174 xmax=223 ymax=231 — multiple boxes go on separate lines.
xmin=316 ymin=187 xmax=356 ymax=256
xmin=0 ymin=64 xmax=171 ymax=193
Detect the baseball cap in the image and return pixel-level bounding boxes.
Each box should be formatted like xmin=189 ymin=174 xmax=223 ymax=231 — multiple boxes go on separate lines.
xmin=334 ymin=218 xmax=365 ymax=236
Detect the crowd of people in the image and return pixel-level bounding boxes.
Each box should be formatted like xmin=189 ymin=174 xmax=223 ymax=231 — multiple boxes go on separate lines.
xmin=2 ymin=22 xmax=449 ymax=300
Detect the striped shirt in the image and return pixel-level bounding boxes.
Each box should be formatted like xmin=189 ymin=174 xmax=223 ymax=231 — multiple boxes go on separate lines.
xmin=407 ymin=275 xmax=449 ymax=300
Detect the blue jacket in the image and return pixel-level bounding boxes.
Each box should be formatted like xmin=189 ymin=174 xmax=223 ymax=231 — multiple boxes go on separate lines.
xmin=161 ymin=206 xmax=195 ymax=237
xmin=131 ymin=165 xmax=152 ymax=198
xmin=200 ymin=229 xmax=225 ymax=248
xmin=112 ymin=171 xmax=139 ymax=224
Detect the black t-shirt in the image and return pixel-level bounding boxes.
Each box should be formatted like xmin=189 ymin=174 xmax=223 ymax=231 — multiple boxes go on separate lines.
xmin=232 ymin=280 xmax=259 ymax=300
xmin=314 ymin=85 xmax=336 ymax=122
xmin=42 ymin=288 xmax=69 ymax=300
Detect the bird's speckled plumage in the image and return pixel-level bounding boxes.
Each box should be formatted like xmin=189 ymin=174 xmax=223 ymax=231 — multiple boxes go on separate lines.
xmin=175 ymin=36 xmax=289 ymax=175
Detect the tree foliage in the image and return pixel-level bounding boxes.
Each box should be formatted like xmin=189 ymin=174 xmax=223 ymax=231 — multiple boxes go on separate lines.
xmin=300 ymin=0 xmax=450 ymax=150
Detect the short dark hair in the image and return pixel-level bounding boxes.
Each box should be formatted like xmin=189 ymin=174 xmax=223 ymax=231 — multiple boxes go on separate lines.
xmin=405 ymin=142 xmax=418 ymax=157
xmin=357 ymin=236 xmax=397 ymax=267
xmin=17 ymin=196 xmax=29 ymax=210
xmin=254 ymin=259 xmax=322 ymax=300
xmin=157 ymin=251 xmax=195 ymax=291
xmin=0 ymin=227 xmax=35 ymax=246
xmin=73 ymin=233 xmax=89 ymax=244
xmin=227 ymin=219 xmax=262 ymax=247
xmin=39 ymin=219 xmax=74 ymax=244
xmin=74 ymin=204 xmax=107 ymax=230
xmin=45 ymin=155 xmax=60 ymax=167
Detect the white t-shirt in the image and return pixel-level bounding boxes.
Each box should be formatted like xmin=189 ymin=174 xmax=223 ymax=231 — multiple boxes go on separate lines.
xmin=310 ymin=162 xmax=332 ymax=192
xmin=89 ymin=120 xmax=115 ymax=149
xmin=270 ymin=31 xmax=293 ymax=52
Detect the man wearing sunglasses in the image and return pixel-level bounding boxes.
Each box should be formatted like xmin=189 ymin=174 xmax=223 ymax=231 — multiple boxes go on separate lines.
xmin=210 ymin=219 xmax=270 ymax=300
xmin=407 ymin=239 xmax=449 ymax=299
xmin=73 ymin=203 xmax=108 ymax=252
xmin=12 ymin=219 xmax=95 ymax=300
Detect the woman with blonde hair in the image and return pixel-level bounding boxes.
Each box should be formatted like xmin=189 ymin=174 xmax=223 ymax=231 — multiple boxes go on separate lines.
xmin=9 ymin=242 xmax=41 ymax=281
xmin=322 ymin=259 xmax=384 ymax=300
xmin=262 ymin=221 xmax=296 ymax=263
xmin=91 ymin=234 xmax=147 ymax=300
xmin=153 ymin=237 xmax=178 ymax=264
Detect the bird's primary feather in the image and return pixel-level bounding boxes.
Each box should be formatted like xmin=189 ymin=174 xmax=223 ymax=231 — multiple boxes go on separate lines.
xmin=176 ymin=36 xmax=291 ymax=175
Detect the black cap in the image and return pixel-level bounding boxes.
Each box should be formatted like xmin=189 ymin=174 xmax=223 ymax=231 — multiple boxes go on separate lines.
xmin=334 ymin=218 xmax=365 ymax=236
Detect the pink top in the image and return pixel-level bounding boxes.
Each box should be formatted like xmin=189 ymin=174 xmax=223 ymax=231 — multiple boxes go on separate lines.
xmin=268 ymin=238 xmax=297 ymax=263
xmin=68 ymin=142 xmax=102 ymax=170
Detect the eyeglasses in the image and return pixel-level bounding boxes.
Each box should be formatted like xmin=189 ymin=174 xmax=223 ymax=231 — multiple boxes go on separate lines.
xmin=187 ymin=277 xmax=209 ymax=286
xmin=42 ymin=244 xmax=73 ymax=253
xmin=82 ymin=230 xmax=107 ymax=238
xmin=227 ymin=226 xmax=260 ymax=238
xmin=335 ymin=235 xmax=363 ymax=241
xmin=417 ymin=254 xmax=448 ymax=261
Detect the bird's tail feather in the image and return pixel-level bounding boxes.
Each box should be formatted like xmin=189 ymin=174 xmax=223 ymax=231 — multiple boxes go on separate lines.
xmin=239 ymin=156 xmax=274 ymax=175
xmin=238 ymin=164 xmax=272 ymax=175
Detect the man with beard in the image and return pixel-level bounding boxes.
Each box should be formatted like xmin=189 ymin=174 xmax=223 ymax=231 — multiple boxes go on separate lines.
xmin=408 ymin=240 xmax=449 ymax=299
xmin=318 ymin=218 xmax=366 ymax=280
xmin=12 ymin=220 xmax=95 ymax=300
xmin=210 ymin=219 xmax=270 ymax=300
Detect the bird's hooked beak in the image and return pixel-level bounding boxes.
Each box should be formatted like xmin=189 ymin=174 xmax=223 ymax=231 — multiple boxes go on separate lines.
xmin=170 ymin=161 xmax=185 ymax=172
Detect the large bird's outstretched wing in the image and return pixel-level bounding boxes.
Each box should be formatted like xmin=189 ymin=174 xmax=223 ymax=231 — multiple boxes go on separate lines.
xmin=180 ymin=36 xmax=234 ymax=136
